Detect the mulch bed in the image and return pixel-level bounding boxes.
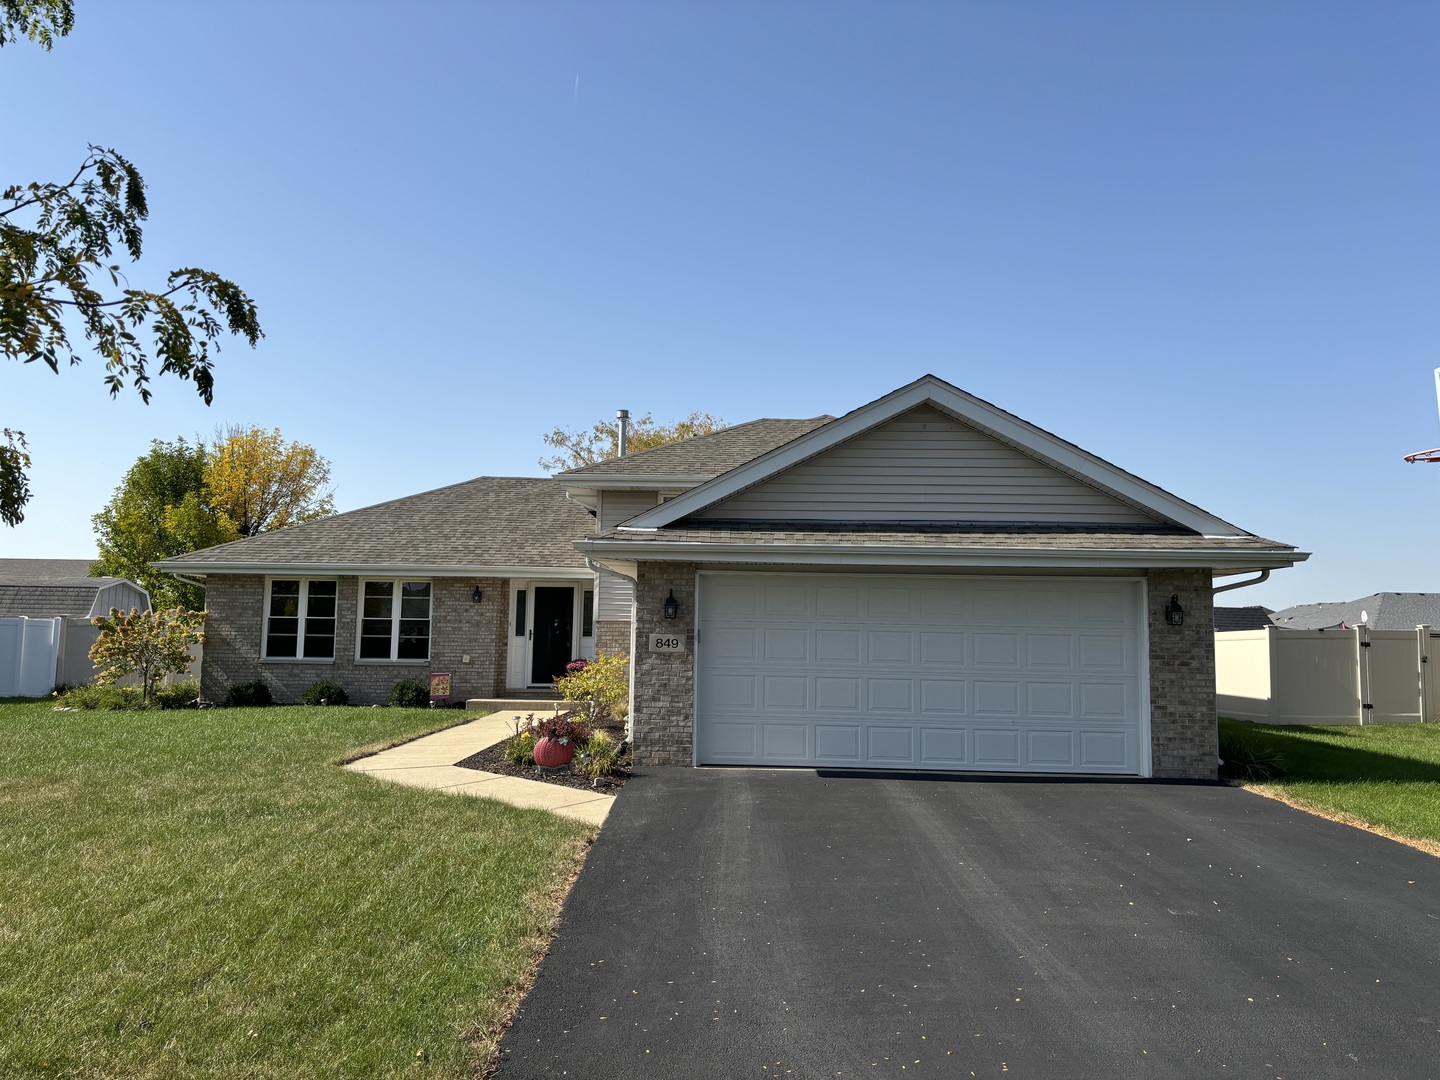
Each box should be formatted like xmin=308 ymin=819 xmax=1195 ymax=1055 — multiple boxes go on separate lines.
xmin=454 ymin=737 xmax=631 ymax=792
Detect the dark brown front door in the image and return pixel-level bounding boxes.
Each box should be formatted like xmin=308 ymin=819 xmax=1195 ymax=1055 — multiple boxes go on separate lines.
xmin=531 ymin=586 xmax=574 ymax=683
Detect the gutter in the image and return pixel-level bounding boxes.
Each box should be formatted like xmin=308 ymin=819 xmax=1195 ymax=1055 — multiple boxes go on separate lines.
xmin=1212 ymin=569 xmax=1270 ymax=595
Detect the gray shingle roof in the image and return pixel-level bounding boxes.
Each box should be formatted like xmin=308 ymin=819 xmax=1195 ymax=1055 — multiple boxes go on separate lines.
xmin=596 ymin=521 xmax=1294 ymax=552
xmin=0 ymin=558 xmax=104 ymax=586
xmin=557 ymin=418 xmax=835 ymax=479
xmin=1214 ymin=606 xmax=1274 ymax=631
xmin=156 ymin=476 xmax=594 ymax=572
xmin=0 ymin=585 xmax=105 ymax=618
xmin=1270 ymin=593 xmax=1440 ymax=630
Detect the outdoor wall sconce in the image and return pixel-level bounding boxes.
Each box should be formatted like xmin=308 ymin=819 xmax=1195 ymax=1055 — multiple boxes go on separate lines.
xmin=1165 ymin=594 xmax=1184 ymax=627
xmin=663 ymin=589 xmax=679 ymax=620
xmin=472 ymin=586 xmax=484 ymax=604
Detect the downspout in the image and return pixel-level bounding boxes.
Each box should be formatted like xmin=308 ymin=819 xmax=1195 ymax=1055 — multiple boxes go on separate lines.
xmin=1213 ymin=569 xmax=1269 ymax=596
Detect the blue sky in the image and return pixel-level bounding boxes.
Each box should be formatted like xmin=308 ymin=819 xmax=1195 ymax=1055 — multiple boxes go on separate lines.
xmin=4 ymin=1 xmax=1437 ymax=612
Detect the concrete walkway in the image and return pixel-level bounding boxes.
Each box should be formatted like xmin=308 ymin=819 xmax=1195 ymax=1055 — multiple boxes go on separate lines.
xmin=344 ymin=708 xmax=615 ymax=826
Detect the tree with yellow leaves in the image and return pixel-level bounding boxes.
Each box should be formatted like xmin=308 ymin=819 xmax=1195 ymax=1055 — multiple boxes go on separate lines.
xmin=206 ymin=425 xmax=335 ymax=537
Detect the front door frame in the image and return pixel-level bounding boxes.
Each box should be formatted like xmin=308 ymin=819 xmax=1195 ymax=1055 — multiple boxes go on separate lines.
xmin=507 ymin=579 xmax=596 ymax=690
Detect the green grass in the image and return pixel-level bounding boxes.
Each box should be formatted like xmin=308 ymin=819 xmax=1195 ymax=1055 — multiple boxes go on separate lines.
xmin=1219 ymin=717 xmax=1440 ymax=849
xmin=0 ymin=700 xmax=592 ymax=1079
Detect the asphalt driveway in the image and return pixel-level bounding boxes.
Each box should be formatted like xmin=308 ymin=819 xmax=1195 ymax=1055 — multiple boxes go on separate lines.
xmin=495 ymin=769 xmax=1440 ymax=1078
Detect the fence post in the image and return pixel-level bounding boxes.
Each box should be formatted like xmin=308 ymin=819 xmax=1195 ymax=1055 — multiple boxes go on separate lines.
xmin=1420 ymin=625 xmax=1435 ymax=724
xmin=1265 ymin=626 xmax=1280 ymax=724
xmin=1356 ymin=624 xmax=1372 ymax=725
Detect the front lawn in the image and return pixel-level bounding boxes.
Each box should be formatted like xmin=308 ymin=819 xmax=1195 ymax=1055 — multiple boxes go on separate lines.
xmin=0 ymin=700 xmax=591 ymax=1078
xmin=1220 ymin=717 xmax=1440 ymax=850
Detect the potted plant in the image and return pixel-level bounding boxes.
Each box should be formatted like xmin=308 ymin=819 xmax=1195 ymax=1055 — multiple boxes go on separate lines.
xmin=529 ymin=711 xmax=591 ymax=770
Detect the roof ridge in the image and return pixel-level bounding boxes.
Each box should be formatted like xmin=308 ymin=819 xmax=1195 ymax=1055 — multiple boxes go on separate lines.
xmin=557 ymin=417 xmax=834 ymax=476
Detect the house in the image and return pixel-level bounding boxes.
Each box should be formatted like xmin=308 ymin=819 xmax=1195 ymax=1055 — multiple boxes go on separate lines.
xmin=0 ymin=558 xmax=150 ymax=618
xmin=0 ymin=559 xmax=153 ymax=696
xmin=1270 ymin=593 xmax=1440 ymax=631
xmin=1213 ymin=605 xmax=1273 ymax=632
xmin=157 ymin=375 xmax=1306 ymax=779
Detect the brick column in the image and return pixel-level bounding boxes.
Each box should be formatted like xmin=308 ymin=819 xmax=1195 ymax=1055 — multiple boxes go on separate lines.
xmin=630 ymin=561 xmax=698 ymax=766
xmin=1147 ymin=568 xmax=1217 ymax=779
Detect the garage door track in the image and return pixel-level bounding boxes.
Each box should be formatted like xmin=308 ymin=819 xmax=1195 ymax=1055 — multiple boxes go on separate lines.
xmin=495 ymin=768 xmax=1440 ymax=1078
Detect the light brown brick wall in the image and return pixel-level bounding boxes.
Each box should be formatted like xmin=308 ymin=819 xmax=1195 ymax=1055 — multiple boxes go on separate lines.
xmin=1147 ymin=568 xmax=1217 ymax=780
xmin=629 ymin=562 xmax=697 ymax=766
xmin=201 ymin=575 xmax=510 ymax=705
xmin=595 ymin=619 xmax=632 ymax=659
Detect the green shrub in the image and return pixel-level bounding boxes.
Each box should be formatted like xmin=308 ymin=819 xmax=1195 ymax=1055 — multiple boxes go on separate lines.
xmin=303 ymin=680 xmax=348 ymax=706
xmin=1219 ymin=730 xmax=1286 ymax=782
xmin=553 ymin=654 xmax=628 ymax=722
xmin=502 ymin=731 xmax=537 ymax=767
xmin=389 ymin=678 xmax=430 ymax=708
xmin=154 ymin=680 xmax=200 ymax=710
xmin=574 ymin=729 xmax=623 ymax=779
xmin=225 ymin=680 xmax=273 ymax=707
xmin=57 ymin=684 xmax=147 ymax=711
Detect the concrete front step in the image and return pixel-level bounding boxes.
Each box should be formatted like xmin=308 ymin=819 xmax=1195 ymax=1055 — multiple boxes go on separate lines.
xmin=466 ymin=697 xmax=568 ymax=713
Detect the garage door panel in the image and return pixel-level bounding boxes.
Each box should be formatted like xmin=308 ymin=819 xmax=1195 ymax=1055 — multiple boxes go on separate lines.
xmin=697 ymin=574 xmax=1143 ymax=775
xmin=868 ymin=678 xmax=914 ymax=712
xmin=920 ymin=679 xmax=966 ymax=714
xmin=816 ymin=677 xmax=861 ymax=710
xmin=763 ymin=628 xmax=809 ymax=662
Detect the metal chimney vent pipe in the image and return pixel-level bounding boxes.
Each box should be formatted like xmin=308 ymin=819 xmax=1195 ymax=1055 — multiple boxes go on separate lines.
xmin=616 ymin=409 xmax=630 ymax=457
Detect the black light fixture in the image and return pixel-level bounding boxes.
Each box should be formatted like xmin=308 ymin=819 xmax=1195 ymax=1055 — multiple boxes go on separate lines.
xmin=1164 ymin=594 xmax=1184 ymax=627
xmin=472 ymin=586 xmax=484 ymax=604
xmin=663 ymin=589 xmax=679 ymax=620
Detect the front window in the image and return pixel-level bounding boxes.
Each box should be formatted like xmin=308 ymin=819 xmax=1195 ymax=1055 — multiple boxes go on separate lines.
xmin=264 ymin=579 xmax=337 ymax=659
xmin=359 ymin=580 xmax=431 ymax=660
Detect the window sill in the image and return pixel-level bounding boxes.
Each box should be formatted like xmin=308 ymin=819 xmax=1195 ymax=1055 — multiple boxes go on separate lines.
xmin=260 ymin=657 xmax=336 ymax=664
xmin=353 ymin=659 xmax=431 ymax=665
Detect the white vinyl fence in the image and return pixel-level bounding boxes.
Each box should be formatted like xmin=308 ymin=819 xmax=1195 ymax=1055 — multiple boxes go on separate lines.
xmin=0 ymin=615 xmax=201 ymax=698
xmin=1216 ymin=625 xmax=1439 ymax=725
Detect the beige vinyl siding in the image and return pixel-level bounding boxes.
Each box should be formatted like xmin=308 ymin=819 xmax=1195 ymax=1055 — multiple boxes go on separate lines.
xmin=596 ymin=490 xmax=659 ymax=621
xmin=692 ymin=405 xmax=1160 ymax=524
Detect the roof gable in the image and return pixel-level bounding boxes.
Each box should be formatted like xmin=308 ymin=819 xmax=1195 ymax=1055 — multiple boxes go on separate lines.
xmin=622 ymin=375 xmax=1246 ymax=536
xmin=689 ymin=404 xmax=1161 ymax=525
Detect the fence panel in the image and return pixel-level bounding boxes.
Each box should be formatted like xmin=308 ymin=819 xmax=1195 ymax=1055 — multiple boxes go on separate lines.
xmin=1363 ymin=629 xmax=1425 ymax=723
xmin=0 ymin=617 xmax=62 ymax=698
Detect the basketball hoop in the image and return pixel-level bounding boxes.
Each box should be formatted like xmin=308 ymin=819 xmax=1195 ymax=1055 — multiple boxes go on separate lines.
xmin=1405 ymin=447 xmax=1440 ymax=463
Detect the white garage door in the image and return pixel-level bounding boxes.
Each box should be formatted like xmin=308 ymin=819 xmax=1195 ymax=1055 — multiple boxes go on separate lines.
xmin=695 ymin=573 xmax=1147 ymax=775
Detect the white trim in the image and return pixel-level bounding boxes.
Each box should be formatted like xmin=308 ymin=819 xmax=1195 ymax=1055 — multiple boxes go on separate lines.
xmin=355 ymin=577 xmax=433 ymax=664
xmin=621 ymin=376 xmax=1247 ymax=536
xmin=579 ymin=539 xmax=1307 ymax=572
xmin=558 ymin=475 xmax=714 ymax=489
xmin=691 ymin=566 xmax=701 ymax=768
xmin=1138 ymin=578 xmax=1153 ymax=778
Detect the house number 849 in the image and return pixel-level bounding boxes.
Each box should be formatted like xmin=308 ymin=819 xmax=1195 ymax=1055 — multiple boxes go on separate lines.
xmin=649 ymin=635 xmax=685 ymax=653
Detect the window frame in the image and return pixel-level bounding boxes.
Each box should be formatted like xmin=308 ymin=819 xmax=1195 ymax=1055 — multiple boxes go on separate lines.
xmin=261 ymin=577 xmax=339 ymax=662
xmin=355 ymin=578 xmax=433 ymax=663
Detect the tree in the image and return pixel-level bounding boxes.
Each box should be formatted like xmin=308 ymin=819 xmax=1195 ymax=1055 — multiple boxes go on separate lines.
xmin=2 ymin=5 xmax=262 ymax=526
xmin=89 ymin=605 xmax=205 ymax=706
xmin=539 ymin=412 xmax=727 ymax=472
xmin=207 ymin=424 xmax=334 ymax=537
xmin=92 ymin=438 xmax=238 ymax=610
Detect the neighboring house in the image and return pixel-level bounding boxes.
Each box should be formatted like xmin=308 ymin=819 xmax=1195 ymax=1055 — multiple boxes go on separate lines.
xmin=1270 ymin=593 xmax=1440 ymax=631
xmin=0 ymin=558 xmax=150 ymax=618
xmin=158 ymin=374 xmax=1306 ymax=779
xmin=1213 ymin=606 xmax=1273 ymax=632
xmin=0 ymin=559 xmax=153 ymax=696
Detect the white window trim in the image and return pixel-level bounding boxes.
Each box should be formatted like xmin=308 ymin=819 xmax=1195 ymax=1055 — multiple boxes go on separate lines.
xmin=355 ymin=578 xmax=433 ymax=664
xmin=261 ymin=576 xmax=338 ymax=663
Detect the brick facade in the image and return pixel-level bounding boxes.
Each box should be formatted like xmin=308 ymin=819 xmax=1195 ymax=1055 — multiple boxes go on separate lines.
xmin=1146 ymin=568 xmax=1217 ymax=780
xmin=202 ymin=574 xmax=509 ymax=705
xmin=629 ymin=562 xmax=697 ymax=766
xmin=595 ymin=619 xmax=632 ymax=659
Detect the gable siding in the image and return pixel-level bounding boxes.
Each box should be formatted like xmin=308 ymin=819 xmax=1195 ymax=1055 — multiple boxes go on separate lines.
xmin=596 ymin=490 xmax=659 ymax=621
xmin=691 ymin=406 xmax=1159 ymax=524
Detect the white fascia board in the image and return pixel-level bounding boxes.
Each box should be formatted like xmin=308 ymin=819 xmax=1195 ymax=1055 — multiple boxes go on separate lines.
xmin=573 ymin=538 xmax=1308 ymax=572
xmin=622 ymin=376 xmax=1246 ymax=536
xmin=153 ymin=561 xmax=596 ymax=579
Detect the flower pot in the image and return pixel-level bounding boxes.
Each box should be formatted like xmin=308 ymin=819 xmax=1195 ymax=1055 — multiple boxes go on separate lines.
xmin=533 ymin=734 xmax=575 ymax=769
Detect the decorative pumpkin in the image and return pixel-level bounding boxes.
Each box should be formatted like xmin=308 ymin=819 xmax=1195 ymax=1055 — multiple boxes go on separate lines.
xmin=533 ymin=734 xmax=575 ymax=769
